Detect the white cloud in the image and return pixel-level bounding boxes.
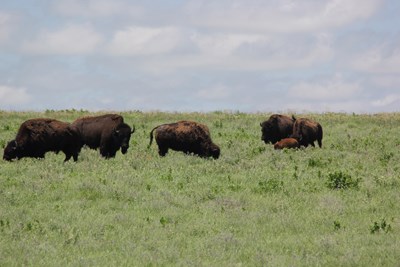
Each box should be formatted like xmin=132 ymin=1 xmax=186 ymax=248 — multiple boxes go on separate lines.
xmin=191 ymin=33 xmax=266 ymax=57
xmin=288 ymin=75 xmax=362 ymax=101
xmin=185 ymin=0 xmax=382 ymax=33
xmin=349 ymin=46 xmax=400 ymax=74
xmin=22 ymin=24 xmax=103 ymax=55
xmin=196 ymin=84 xmax=231 ymax=100
xmin=370 ymin=75 xmax=400 ymax=88
xmin=53 ymin=0 xmax=143 ymax=18
xmin=0 ymin=86 xmax=31 ymax=106
xmin=0 ymin=12 xmax=14 ymax=44
xmin=283 ymin=100 xmax=370 ymax=113
xmin=322 ymin=0 xmax=381 ymax=26
xmin=140 ymin=32 xmax=333 ymax=71
xmin=0 ymin=0 xmax=396 ymax=113
xmin=107 ymin=26 xmax=181 ymax=56
xmin=372 ymin=94 xmax=400 ymax=107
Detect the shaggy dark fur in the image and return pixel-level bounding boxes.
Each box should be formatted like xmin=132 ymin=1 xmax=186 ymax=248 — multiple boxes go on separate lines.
xmin=149 ymin=120 xmax=220 ymax=159
xmin=72 ymin=114 xmax=134 ymax=158
xmin=3 ymin=118 xmax=82 ymax=162
xmin=260 ymin=114 xmax=295 ymax=144
xmin=290 ymin=118 xmax=323 ymax=148
xmin=274 ymin=138 xmax=300 ymax=150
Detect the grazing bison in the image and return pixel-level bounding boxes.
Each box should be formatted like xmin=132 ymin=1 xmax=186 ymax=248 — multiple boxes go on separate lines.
xmin=3 ymin=118 xmax=82 ymax=162
xmin=290 ymin=118 xmax=323 ymax=148
xmin=260 ymin=114 xmax=295 ymax=144
xmin=274 ymin=138 xmax=300 ymax=150
xmin=149 ymin=120 xmax=220 ymax=159
xmin=72 ymin=114 xmax=135 ymax=158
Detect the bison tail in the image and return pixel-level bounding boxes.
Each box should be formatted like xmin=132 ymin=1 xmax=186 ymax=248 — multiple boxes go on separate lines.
xmin=148 ymin=126 xmax=158 ymax=149
xmin=317 ymin=124 xmax=323 ymax=148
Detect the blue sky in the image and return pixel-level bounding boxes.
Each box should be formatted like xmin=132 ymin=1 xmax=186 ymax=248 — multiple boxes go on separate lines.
xmin=0 ymin=0 xmax=399 ymax=113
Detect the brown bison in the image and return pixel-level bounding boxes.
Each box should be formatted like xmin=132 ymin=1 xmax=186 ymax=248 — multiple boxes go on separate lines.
xmin=290 ymin=117 xmax=323 ymax=148
xmin=260 ymin=114 xmax=295 ymax=144
xmin=72 ymin=114 xmax=135 ymax=158
xmin=149 ymin=120 xmax=220 ymax=159
xmin=3 ymin=118 xmax=82 ymax=162
xmin=274 ymin=138 xmax=300 ymax=150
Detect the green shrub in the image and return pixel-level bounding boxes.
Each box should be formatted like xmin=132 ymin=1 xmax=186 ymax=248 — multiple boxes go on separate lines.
xmin=370 ymin=219 xmax=392 ymax=234
xmin=333 ymin=220 xmax=342 ymax=231
xmin=308 ymin=158 xmax=327 ymax=168
xmin=380 ymin=152 xmax=394 ymax=166
xmin=327 ymin=171 xmax=360 ymax=190
xmin=255 ymin=178 xmax=284 ymax=193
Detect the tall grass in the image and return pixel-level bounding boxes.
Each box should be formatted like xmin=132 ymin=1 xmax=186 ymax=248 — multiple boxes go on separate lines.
xmin=1 ymin=111 xmax=400 ymax=266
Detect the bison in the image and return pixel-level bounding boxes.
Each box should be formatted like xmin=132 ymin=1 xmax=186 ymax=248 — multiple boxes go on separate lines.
xmin=290 ymin=117 xmax=323 ymax=148
xmin=149 ymin=120 xmax=220 ymax=159
xmin=274 ymin=138 xmax=300 ymax=150
xmin=72 ymin=114 xmax=135 ymax=158
xmin=3 ymin=118 xmax=82 ymax=162
xmin=260 ymin=114 xmax=295 ymax=144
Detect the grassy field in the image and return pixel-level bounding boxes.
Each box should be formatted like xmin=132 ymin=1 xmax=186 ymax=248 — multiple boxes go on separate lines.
xmin=1 ymin=110 xmax=400 ymax=266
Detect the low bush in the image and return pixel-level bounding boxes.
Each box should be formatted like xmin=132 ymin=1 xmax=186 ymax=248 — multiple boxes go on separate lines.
xmin=326 ymin=171 xmax=360 ymax=190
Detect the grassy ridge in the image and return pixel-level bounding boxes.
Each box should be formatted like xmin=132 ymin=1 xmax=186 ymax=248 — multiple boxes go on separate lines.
xmin=1 ymin=111 xmax=400 ymax=266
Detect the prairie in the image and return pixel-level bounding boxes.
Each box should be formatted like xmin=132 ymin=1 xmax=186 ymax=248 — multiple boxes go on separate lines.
xmin=1 ymin=110 xmax=400 ymax=266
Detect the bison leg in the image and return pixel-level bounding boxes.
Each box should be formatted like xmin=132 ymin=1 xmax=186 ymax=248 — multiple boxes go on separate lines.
xmin=100 ymin=149 xmax=108 ymax=158
xmin=158 ymin=146 xmax=168 ymax=157
xmin=63 ymin=147 xmax=79 ymax=162
xmin=32 ymin=153 xmax=45 ymax=159
xmin=108 ymin=151 xmax=117 ymax=158
xmin=317 ymin=139 xmax=322 ymax=148
xmin=100 ymin=150 xmax=116 ymax=159
xmin=100 ymin=151 xmax=111 ymax=158
xmin=100 ymin=146 xmax=110 ymax=158
xmin=64 ymin=153 xmax=72 ymax=162
xmin=100 ymin=140 xmax=118 ymax=159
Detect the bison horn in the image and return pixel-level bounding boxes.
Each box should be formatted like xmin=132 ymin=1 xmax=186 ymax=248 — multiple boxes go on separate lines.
xmin=131 ymin=125 xmax=135 ymax=134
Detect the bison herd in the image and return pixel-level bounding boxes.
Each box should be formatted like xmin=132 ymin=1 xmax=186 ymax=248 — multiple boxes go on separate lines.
xmin=3 ymin=113 xmax=323 ymax=162
xmin=260 ymin=114 xmax=323 ymax=149
xmin=3 ymin=114 xmax=134 ymax=162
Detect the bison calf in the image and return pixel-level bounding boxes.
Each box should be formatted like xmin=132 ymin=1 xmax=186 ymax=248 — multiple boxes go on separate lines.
xmin=72 ymin=114 xmax=135 ymax=159
xmin=274 ymin=138 xmax=299 ymax=150
xmin=3 ymin=118 xmax=82 ymax=162
xmin=149 ymin=120 xmax=220 ymax=159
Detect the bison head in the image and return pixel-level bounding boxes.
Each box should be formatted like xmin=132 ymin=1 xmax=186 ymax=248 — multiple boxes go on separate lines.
xmin=209 ymin=143 xmax=220 ymax=159
xmin=3 ymin=140 xmax=19 ymax=161
xmin=260 ymin=114 xmax=295 ymax=144
xmin=113 ymin=124 xmax=135 ymax=154
xmin=260 ymin=119 xmax=280 ymax=144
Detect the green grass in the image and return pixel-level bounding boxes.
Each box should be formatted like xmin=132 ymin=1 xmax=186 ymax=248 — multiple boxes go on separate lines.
xmin=1 ymin=110 xmax=400 ymax=266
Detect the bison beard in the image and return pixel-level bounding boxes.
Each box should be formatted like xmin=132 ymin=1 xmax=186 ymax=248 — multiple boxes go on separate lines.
xmin=149 ymin=121 xmax=220 ymax=159
xmin=3 ymin=118 xmax=82 ymax=162
xmin=72 ymin=114 xmax=135 ymax=159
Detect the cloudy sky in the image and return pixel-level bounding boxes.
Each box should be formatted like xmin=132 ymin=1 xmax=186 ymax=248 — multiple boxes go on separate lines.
xmin=0 ymin=0 xmax=399 ymax=113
